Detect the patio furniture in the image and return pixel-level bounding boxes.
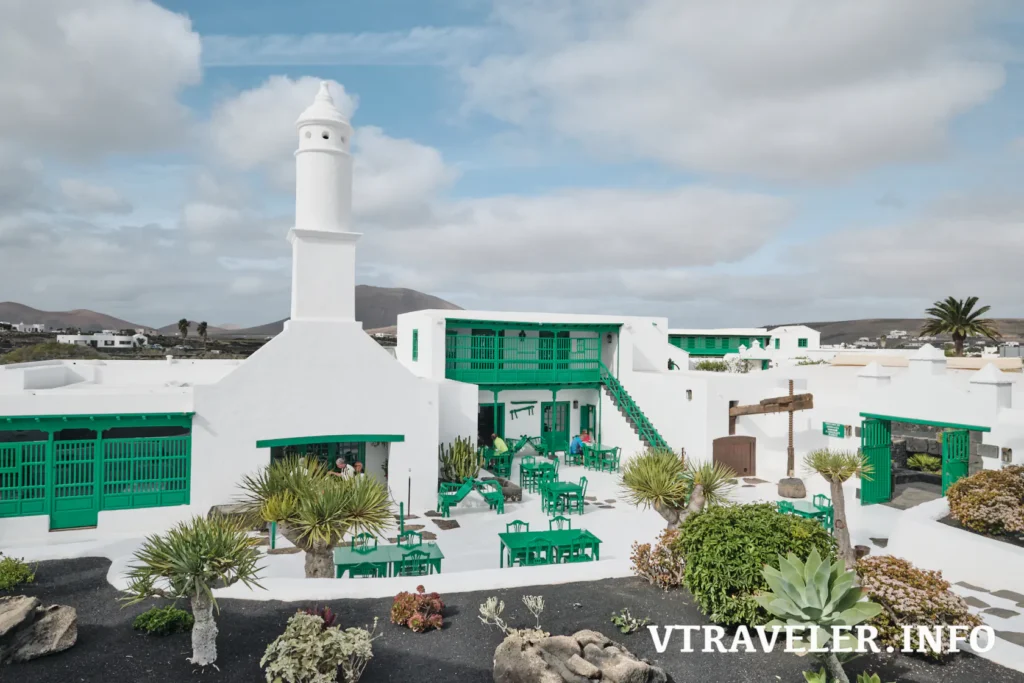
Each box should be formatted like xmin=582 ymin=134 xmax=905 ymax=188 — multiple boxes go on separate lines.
xmin=560 ymin=477 xmax=587 ymax=515
xmin=600 ymin=447 xmax=621 ymax=473
xmin=333 ymin=542 xmax=444 ymax=578
xmin=779 ymin=499 xmax=831 ymax=531
xmin=813 ymin=494 xmax=835 ymax=533
xmin=549 ymin=515 xmax=572 ymax=531
xmin=437 ymin=477 xmax=475 ymax=518
xmin=351 ymin=532 xmax=378 ymax=553
xmin=398 ymin=530 xmax=423 ymax=548
xmin=490 ymin=453 xmax=512 ymax=478
xmin=396 ymin=549 xmax=433 ymax=577
xmin=538 ymin=471 xmax=560 ymax=513
xmin=506 ymin=520 xmax=529 ymax=533
xmin=566 ymin=444 xmax=585 ymax=466
xmin=348 ymin=561 xmax=385 ymax=578
xmin=521 ymin=459 xmax=556 ymax=494
xmin=477 ymin=479 xmax=506 ymax=514
xmin=777 ymin=500 xmax=795 ymax=514
xmin=498 ymin=529 xmax=602 ymax=568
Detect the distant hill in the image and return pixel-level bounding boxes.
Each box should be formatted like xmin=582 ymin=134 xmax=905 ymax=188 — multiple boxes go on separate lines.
xmin=155 ymin=321 xmax=234 ymax=337
xmin=770 ymin=318 xmax=1024 ymax=345
xmin=0 ymin=302 xmax=142 ymax=332
xmin=160 ymin=285 xmax=461 ymax=337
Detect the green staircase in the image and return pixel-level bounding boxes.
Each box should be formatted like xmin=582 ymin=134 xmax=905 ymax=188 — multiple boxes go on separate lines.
xmin=599 ymin=362 xmax=669 ymax=450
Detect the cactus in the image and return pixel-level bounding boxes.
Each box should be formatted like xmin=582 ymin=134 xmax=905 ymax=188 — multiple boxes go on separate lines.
xmin=439 ymin=437 xmax=483 ymax=483
xmin=756 ymin=548 xmax=882 ymax=683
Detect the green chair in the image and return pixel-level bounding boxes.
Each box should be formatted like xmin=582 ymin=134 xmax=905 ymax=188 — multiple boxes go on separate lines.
xmin=348 ymin=561 xmax=384 ymax=578
xmin=602 ymin=447 xmax=621 ymax=473
xmin=398 ymin=530 xmax=423 ymax=548
xmin=351 ymin=532 xmax=377 ymax=553
xmin=560 ymin=538 xmax=592 ymax=563
xmin=777 ymin=500 xmax=795 ymax=514
xmin=396 ymin=549 xmax=432 ymax=577
xmin=813 ymin=494 xmax=831 ymax=509
xmin=493 ymin=453 xmax=512 ymax=479
xmin=567 ymin=477 xmax=587 ymax=515
xmin=506 ymin=520 xmax=529 ymax=533
xmin=523 ymin=538 xmax=551 ymax=566
xmin=519 ymin=455 xmax=537 ymax=490
xmin=538 ymin=471 xmax=559 ymax=513
xmin=813 ymin=495 xmax=834 ymax=533
xmin=549 ymin=515 xmax=571 ymax=531
xmin=479 ymin=479 xmax=505 ymax=514
xmin=437 ymin=478 xmax=475 ymax=518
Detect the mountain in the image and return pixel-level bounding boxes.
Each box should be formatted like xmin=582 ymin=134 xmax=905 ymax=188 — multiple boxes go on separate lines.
xmin=160 ymin=285 xmax=462 ymax=337
xmin=0 ymin=302 xmax=142 ymax=332
xmin=770 ymin=318 xmax=1024 ymax=345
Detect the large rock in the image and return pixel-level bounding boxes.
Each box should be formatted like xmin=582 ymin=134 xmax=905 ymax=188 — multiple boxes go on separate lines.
xmin=777 ymin=477 xmax=806 ymax=499
xmin=0 ymin=597 xmax=77 ymax=664
xmin=493 ymin=629 xmax=669 ymax=683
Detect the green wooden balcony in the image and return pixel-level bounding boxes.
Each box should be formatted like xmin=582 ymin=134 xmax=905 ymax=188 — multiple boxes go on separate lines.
xmin=445 ymin=333 xmax=601 ymax=385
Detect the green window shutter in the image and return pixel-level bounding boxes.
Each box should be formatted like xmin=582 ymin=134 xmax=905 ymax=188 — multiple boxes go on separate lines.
xmin=686 ymin=337 xmax=695 ymax=349
xmin=774 ymin=338 xmax=780 ymax=349
xmin=412 ymin=329 xmax=419 ymax=361
xmin=798 ymin=338 xmax=808 ymax=348
xmin=740 ymin=337 xmax=749 ymax=348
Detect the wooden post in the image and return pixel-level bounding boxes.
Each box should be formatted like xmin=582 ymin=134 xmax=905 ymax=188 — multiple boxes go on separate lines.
xmin=787 ymin=380 xmax=795 ymax=477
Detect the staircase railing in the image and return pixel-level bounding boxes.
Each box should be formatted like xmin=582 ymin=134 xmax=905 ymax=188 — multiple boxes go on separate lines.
xmin=599 ymin=362 xmax=669 ymax=449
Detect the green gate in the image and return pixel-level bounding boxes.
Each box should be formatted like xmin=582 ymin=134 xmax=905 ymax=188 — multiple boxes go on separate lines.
xmin=0 ymin=441 xmax=48 ymax=517
xmin=941 ymin=429 xmax=970 ymax=495
xmin=52 ymin=440 xmax=99 ymax=530
xmin=859 ymin=418 xmax=892 ymax=505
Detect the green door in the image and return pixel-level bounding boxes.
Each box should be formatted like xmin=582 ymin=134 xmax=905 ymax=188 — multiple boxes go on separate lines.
xmin=859 ymin=418 xmax=892 ymax=505
xmin=579 ymin=404 xmax=596 ymax=437
xmin=51 ymin=440 xmax=99 ymax=529
xmin=941 ymin=429 xmax=970 ymax=495
xmin=542 ymin=401 xmax=570 ymax=452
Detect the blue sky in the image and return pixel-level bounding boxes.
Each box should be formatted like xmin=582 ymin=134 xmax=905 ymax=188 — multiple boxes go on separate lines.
xmin=2 ymin=0 xmax=1024 ymax=328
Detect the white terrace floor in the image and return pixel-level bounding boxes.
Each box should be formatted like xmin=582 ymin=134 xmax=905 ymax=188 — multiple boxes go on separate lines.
xmin=7 ymin=458 xmax=1024 ymax=673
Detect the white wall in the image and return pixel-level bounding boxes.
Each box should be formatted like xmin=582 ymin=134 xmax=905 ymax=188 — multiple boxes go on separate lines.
xmin=438 ymin=379 xmax=477 ymax=447
xmin=768 ymin=325 xmax=822 ymax=356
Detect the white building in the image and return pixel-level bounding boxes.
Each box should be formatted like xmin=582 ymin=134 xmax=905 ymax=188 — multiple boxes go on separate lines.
xmin=11 ymin=323 xmax=46 ymax=333
xmin=768 ymin=324 xmax=821 ymax=355
xmin=57 ymin=332 xmax=148 ymax=349
xmin=0 ymin=83 xmax=443 ymax=544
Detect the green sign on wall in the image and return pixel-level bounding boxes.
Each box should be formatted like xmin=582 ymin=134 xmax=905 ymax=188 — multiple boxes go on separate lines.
xmin=822 ymin=422 xmax=846 ymax=438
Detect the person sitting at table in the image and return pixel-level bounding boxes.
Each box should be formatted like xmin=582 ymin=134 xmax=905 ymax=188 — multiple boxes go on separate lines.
xmin=352 ymin=461 xmax=365 ymax=477
xmin=580 ymin=430 xmax=593 ymax=444
xmin=492 ymin=433 xmax=508 ymax=454
xmin=332 ymin=457 xmax=353 ymax=479
xmin=569 ymin=434 xmax=584 ymax=456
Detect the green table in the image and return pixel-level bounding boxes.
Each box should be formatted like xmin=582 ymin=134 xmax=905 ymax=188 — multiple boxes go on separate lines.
xmin=498 ymin=529 xmax=601 ymax=568
xmin=583 ymin=445 xmax=618 ymax=471
xmin=520 ymin=460 xmax=556 ymax=492
xmin=542 ymin=481 xmax=583 ymax=514
xmin=788 ymin=500 xmax=827 ymax=519
xmin=333 ymin=542 xmax=444 ymax=578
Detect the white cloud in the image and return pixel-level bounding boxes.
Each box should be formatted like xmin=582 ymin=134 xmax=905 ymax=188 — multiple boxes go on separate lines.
xmin=0 ymin=0 xmax=201 ymax=160
xmin=202 ymin=27 xmax=495 ymax=67
xmin=461 ymin=0 xmax=1006 ymax=180
xmin=59 ymin=179 xmax=133 ymax=215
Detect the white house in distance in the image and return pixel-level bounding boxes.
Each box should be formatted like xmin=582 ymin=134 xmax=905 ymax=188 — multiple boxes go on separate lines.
xmin=56 ymin=332 xmax=148 ymax=349
xmin=0 ymin=83 xmax=449 ymax=544
xmin=767 ymin=324 xmax=821 ymax=355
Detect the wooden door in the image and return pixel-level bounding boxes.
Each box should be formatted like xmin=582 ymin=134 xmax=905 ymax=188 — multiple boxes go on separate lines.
xmin=712 ymin=436 xmax=756 ymax=476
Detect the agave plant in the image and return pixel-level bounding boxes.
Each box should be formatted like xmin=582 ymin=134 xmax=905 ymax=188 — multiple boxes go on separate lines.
xmin=756 ymin=548 xmax=882 ymax=683
xmin=121 ymin=515 xmax=263 ymax=666
xmin=237 ymin=456 xmax=393 ymax=578
xmin=621 ymin=448 xmax=736 ymax=528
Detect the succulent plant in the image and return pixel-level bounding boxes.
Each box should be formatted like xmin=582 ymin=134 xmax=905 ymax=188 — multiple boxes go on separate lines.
xmin=756 ymin=548 xmax=882 ymax=654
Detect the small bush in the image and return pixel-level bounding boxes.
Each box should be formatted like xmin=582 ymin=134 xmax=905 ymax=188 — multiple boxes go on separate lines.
xmin=946 ymin=465 xmax=1024 ymax=535
xmin=262 ymin=611 xmax=379 ymax=683
xmin=857 ymin=555 xmax=982 ymax=660
xmin=693 ymin=360 xmax=728 ymax=372
xmin=132 ymin=605 xmax=194 ymax=636
xmin=906 ymin=453 xmax=940 ymax=473
xmin=0 ymin=554 xmax=35 ymax=591
xmin=303 ymin=605 xmax=337 ymax=629
xmin=610 ymin=608 xmax=650 ymax=634
xmin=630 ymin=528 xmax=685 ymax=590
xmin=390 ymin=585 xmax=444 ymax=633
xmin=676 ymin=503 xmax=836 ymax=626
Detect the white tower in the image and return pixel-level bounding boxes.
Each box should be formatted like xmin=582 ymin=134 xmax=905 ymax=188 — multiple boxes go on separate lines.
xmin=288 ymin=81 xmax=361 ymax=322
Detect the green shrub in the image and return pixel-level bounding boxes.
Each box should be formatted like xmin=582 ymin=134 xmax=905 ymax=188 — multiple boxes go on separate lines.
xmin=0 ymin=554 xmax=35 ymax=590
xmin=906 ymin=453 xmax=940 ymax=473
xmin=0 ymin=341 xmax=106 ymax=365
xmin=675 ymin=503 xmax=836 ymax=626
xmin=630 ymin=528 xmax=685 ymax=589
xmin=132 ymin=605 xmax=194 ymax=636
xmin=857 ymin=555 xmax=982 ymax=660
xmin=693 ymin=360 xmax=728 ymax=372
xmin=261 ymin=611 xmax=379 ymax=683
xmin=946 ymin=465 xmax=1024 ymax=535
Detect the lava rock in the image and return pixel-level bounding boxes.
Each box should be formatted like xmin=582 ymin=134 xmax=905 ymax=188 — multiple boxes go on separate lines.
xmin=492 ymin=629 xmax=667 ymax=683
xmin=777 ymin=477 xmax=806 ymax=499
xmin=0 ymin=597 xmax=77 ymax=664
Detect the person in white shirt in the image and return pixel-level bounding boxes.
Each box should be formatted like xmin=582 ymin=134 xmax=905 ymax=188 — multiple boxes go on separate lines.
xmin=332 ymin=457 xmax=353 ymax=479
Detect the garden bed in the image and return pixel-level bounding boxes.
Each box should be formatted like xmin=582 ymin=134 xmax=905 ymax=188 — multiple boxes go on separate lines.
xmin=938 ymin=515 xmax=1024 ymax=550
xmin=6 ymin=557 xmax=1024 ymax=682
xmin=893 ymin=467 xmax=942 ymax=487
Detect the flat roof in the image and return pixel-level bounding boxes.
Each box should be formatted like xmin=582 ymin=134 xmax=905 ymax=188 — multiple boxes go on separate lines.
xmin=669 ymin=328 xmax=769 ymax=336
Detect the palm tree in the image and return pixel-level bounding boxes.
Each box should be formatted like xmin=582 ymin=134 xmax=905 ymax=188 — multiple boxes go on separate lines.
xmin=121 ymin=515 xmax=263 ymax=666
xmin=177 ymin=318 xmax=190 ymax=339
xmin=621 ymin=448 xmax=736 ymax=529
xmin=197 ymin=321 xmax=208 ymax=349
xmin=237 ymin=456 xmax=393 ymax=578
xmin=803 ymin=449 xmax=874 ymax=567
xmin=921 ymin=296 xmax=1000 ymax=357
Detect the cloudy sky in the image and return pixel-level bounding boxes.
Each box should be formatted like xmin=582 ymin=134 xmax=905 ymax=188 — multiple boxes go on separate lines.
xmin=2 ymin=0 xmax=1024 ymax=328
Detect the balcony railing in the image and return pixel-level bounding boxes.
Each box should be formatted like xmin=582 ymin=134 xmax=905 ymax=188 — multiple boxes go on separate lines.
xmin=445 ymin=334 xmax=601 ymax=385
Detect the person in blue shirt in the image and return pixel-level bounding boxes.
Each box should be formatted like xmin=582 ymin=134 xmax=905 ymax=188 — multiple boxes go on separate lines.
xmin=569 ymin=434 xmax=584 ymax=456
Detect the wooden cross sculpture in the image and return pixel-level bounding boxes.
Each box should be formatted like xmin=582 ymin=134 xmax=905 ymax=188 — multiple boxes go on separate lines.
xmin=728 ymin=380 xmax=814 ymax=477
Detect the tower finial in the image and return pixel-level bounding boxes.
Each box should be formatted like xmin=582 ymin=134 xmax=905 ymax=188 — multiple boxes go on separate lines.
xmin=316 ymin=81 xmax=333 ymax=104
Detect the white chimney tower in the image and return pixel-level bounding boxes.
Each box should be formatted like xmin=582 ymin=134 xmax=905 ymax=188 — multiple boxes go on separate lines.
xmin=288 ymin=81 xmax=361 ymax=322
